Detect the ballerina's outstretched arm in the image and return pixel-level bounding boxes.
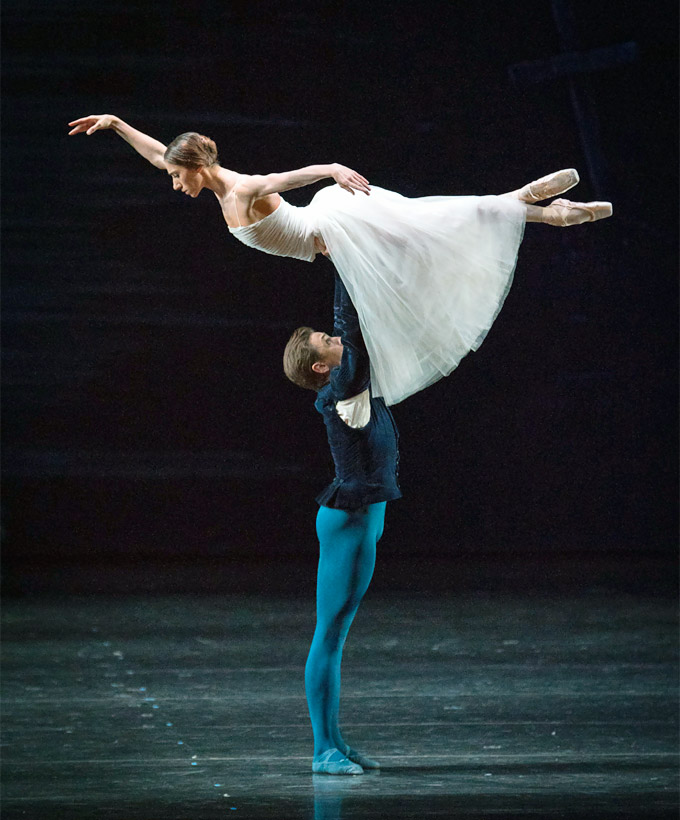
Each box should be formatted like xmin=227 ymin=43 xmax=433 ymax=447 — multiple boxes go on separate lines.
xmin=68 ymin=115 xmax=369 ymax=197
xmin=68 ymin=115 xmax=168 ymax=170
xmin=236 ymin=164 xmax=371 ymax=199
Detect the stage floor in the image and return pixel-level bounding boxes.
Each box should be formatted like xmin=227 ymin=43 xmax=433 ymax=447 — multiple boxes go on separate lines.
xmin=2 ymin=588 xmax=678 ymax=819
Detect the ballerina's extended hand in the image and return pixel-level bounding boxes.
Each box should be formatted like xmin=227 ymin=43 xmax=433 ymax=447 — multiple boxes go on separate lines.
xmin=331 ymin=164 xmax=371 ymax=196
xmin=68 ymin=115 xmax=117 ymax=135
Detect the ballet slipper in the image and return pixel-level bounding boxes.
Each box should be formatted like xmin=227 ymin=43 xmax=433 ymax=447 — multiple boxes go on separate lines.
xmin=312 ymin=747 xmax=364 ymax=775
xmin=345 ymin=746 xmax=381 ymax=769
xmin=517 ymin=168 xmax=580 ymax=203
xmin=543 ymin=198 xmax=613 ymax=227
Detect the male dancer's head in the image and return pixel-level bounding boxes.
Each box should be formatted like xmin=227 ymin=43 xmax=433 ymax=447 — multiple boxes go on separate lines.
xmin=283 ymin=327 xmax=344 ymax=390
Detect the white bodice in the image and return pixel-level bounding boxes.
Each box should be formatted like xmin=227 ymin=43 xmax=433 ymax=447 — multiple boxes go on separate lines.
xmin=228 ymin=198 xmax=318 ymax=263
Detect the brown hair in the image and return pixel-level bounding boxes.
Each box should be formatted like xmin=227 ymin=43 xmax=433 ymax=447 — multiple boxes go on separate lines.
xmin=164 ymin=132 xmax=219 ymax=170
xmin=283 ymin=327 xmax=329 ymax=391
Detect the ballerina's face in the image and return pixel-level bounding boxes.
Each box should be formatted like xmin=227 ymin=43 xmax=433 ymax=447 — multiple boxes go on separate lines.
xmin=166 ymin=163 xmax=203 ymax=198
xmin=310 ymin=332 xmax=344 ymax=373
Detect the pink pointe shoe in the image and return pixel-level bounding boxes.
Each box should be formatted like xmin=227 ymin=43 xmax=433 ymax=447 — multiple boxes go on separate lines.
xmin=544 ymin=198 xmax=613 ymax=227
xmin=518 ymin=168 xmax=580 ymax=203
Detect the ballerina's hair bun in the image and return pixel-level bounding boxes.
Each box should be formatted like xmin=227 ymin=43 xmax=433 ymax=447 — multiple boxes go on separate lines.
xmin=164 ymin=132 xmax=219 ymax=169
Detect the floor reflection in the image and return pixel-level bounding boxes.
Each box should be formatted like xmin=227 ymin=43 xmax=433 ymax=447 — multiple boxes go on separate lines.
xmin=312 ymin=772 xmax=381 ymax=820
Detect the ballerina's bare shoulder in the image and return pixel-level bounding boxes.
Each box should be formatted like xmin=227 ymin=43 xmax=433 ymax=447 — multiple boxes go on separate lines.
xmin=216 ymin=173 xmax=281 ymax=229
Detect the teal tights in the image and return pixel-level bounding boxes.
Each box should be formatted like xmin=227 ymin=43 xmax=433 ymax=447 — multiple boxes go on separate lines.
xmin=305 ymin=502 xmax=386 ymax=758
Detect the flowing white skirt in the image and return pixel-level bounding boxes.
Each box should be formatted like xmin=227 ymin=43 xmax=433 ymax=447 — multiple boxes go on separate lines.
xmin=310 ymin=184 xmax=526 ymax=406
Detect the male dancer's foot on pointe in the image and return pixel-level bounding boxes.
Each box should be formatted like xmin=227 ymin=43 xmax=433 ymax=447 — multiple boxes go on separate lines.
xmin=312 ymin=747 xmax=364 ymax=775
xmin=513 ymin=168 xmax=580 ymax=203
xmin=543 ymin=198 xmax=613 ymax=226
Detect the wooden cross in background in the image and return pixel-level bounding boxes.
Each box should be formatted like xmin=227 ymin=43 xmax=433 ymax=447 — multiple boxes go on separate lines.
xmin=509 ymin=0 xmax=638 ymax=200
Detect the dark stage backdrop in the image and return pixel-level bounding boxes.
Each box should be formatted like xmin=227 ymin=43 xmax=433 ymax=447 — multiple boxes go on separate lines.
xmin=2 ymin=1 xmax=678 ymax=594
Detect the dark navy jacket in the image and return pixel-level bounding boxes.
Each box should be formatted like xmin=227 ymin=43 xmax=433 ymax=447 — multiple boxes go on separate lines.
xmin=314 ymin=274 xmax=401 ymax=511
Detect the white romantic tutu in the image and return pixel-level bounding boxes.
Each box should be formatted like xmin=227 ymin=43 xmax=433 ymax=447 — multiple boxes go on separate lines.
xmin=310 ymin=185 xmax=526 ymax=405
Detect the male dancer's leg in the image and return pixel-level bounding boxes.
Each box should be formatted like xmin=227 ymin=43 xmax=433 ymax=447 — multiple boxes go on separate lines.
xmin=305 ymin=501 xmax=386 ymax=774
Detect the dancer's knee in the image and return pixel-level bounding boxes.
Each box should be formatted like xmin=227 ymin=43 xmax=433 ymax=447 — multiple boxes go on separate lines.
xmin=311 ymin=613 xmax=353 ymax=654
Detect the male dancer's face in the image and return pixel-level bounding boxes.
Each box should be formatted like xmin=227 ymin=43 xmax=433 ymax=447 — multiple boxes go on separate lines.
xmin=310 ymin=331 xmax=344 ymax=372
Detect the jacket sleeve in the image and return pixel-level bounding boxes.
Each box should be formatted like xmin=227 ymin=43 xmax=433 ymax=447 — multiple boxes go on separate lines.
xmin=330 ymin=274 xmax=371 ymax=401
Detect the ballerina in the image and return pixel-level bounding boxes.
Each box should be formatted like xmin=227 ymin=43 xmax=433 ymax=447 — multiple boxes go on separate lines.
xmin=68 ymin=114 xmax=612 ymax=405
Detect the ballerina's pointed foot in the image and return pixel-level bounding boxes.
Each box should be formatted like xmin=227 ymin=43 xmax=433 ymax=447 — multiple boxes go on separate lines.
xmin=312 ymin=748 xmax=364 ymax=775
xmin=345 ymin=746 xmax=381 ymax=769
xmin=518 ymin=168 xmax=580 ymax=203
xmin=544 ymin=198 xmax=613 ymax=227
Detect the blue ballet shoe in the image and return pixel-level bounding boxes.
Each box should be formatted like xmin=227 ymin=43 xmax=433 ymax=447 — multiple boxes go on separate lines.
xmin=345 ymin=746 xmax=381 ymax=769
xmin=312 ymin=747 xmax=364 ymax=775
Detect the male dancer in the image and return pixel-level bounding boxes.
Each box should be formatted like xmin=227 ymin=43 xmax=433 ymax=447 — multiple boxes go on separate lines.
xmin=283 ymin=273 xmax=401 ymax=775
